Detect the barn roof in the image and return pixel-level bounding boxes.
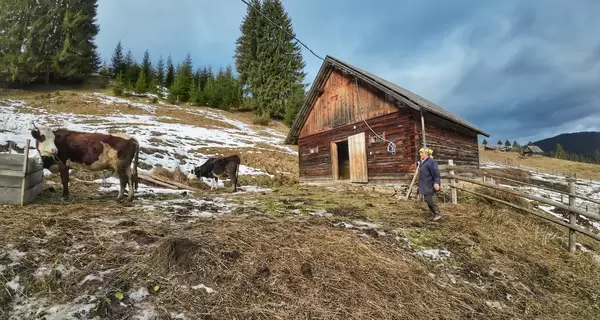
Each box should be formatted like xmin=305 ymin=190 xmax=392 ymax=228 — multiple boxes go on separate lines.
xmin=526 ymin=145 xmax=544 ymax=153
xmin=284 ymin=55 xmax=490 ymax=145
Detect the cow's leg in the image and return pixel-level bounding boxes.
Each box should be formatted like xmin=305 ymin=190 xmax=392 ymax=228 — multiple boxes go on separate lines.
xmin=59 ymin=165 xmax=70 ymax=200
xmin=116 ymin=164 xmax=128 ymax=202
xmin=213 ymin=177 xmax=218 ymax=190
xmin=126 ymin=165 xmax=134 ymax=202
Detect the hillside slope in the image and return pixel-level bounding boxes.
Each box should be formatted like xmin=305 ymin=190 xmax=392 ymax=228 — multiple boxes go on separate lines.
xmin=0 ymin=89 xmax=298 ymax=187
xmin=533 ymin=131 xmax=600 ymax=157
xmin=1 ymin=90 xmax=600 ymax=320
xmin=479 ymin=144 xmax=600 ymax=180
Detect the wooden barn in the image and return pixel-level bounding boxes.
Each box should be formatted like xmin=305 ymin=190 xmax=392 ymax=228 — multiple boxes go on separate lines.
xmin=284 ymin=55 xmax=490 ymax=184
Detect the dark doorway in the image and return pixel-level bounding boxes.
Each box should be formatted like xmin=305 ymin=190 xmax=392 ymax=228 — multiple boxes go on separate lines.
xmin=336 ymin=140 xmax=350 ymax=180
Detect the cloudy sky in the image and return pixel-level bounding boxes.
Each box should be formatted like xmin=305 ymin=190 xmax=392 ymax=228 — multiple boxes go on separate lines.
xmin=96 ymin=0 xmax=600 ymax=144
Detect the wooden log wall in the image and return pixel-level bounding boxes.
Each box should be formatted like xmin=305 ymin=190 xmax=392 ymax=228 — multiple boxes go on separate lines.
xmin=298 ymin=110 xmax=417 ymax=182
xmin=414 ymin=111 xmax=480 ymax=167
xmin=299 ymin=69 xmax=398 ymax=138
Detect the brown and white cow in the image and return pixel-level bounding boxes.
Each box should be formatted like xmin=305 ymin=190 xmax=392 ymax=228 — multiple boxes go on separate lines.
xmin=30 ymin=122 xmax=140 ymax=202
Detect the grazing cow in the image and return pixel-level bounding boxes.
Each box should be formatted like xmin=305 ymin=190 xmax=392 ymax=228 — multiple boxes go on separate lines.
xmin=191 ymin=155 xmax=240 ymax=192
xmin=30 ymin=122 xmax=140 ymax=202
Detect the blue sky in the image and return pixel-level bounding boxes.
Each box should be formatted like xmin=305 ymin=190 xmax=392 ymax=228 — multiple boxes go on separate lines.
xmin=96 ymin=0 xmax=600 ymax=144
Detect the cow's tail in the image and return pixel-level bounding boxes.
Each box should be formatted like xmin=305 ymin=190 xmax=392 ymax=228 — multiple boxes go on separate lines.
xmin=133 ymin=139 xmax=140 ymax=191
xmin=235 ymin=155 xmax=241 ymax=189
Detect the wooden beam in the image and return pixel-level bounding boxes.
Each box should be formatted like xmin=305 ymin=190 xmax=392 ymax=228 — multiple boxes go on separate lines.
xmin=444 ymin=173 xmax=600 ymax=221
xmin=20 ymin=139 xmax=30 ymax=206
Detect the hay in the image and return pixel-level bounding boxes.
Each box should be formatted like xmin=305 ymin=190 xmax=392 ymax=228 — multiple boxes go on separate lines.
xmin=473 ymin=186 xmax=532 ymax=209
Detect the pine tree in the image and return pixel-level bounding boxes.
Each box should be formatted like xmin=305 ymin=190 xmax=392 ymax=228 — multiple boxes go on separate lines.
xmin=189 ymin=78 xmax=200 ymax=105
xmin=243 ymin=0 xmax=307 ymax=122
xmin=554 ymin=143 xmax=567 ymax=160
xmin=110 ymin=41 xmax=125 ymax=77
xmin=141 ymin=49 xmax=153 ymax=87
xmin=165 ymin=55 xmax=175 ymax=88
xmin=504 ymin=140 xmax=511 ymax=147
xmin=482 ymin=139 xmax=488 ymax=145
xmin=134 ymin=69 xmax=147 ymax=94
xmin=497 ymin=140 xmax=502 ymax=145
xmin=156 ymin=55 xmax=165 ymax=87
xmin=234 ymin=0 xmax=263 ymax=97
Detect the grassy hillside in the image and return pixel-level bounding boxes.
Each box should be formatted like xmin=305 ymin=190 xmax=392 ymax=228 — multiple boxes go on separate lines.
xmin=1 ymin=88 xmax=600 ymax=319
xmin=479 ymin=144 xmax=600 ymax=180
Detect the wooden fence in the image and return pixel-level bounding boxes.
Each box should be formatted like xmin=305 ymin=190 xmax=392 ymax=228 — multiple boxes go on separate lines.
xmin=440 ymin=160 xmax=600 ymax=253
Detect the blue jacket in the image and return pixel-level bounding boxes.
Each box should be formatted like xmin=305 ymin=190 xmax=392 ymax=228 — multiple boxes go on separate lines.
xmin=418 ymin=157 xmax=440 ymax=196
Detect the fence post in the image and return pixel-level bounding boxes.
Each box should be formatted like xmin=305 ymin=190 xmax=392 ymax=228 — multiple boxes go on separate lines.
xmin=568 ymin=179 xmax=577 ymax=253
xmin=449 ymin=159 xmax=457 ymax=204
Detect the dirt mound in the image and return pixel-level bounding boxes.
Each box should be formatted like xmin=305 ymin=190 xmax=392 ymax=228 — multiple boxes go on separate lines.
xmin=152 ymin=237 xmax=201 ymax=273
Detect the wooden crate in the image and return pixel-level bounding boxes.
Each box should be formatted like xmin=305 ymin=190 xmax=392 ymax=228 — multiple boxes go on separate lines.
xmin=0 ymin=140 xmax=44 ymax=205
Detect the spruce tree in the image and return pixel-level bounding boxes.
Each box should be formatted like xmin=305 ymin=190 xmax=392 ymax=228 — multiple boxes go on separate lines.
xmin=165 ymin=55 xmax=175 ymax=88
xmin=236 ymin=0 xmax=307 ymax=123
xmin=135 ymin=69 xmax=147 ymax=94
xmin=110 ymin=41 xmax=125 ymax=77
xmin=234 ymin=0 xmax=263 ymax=96
xmin=156 ymin=55 xmax=165 ymax=87
xmin=141 ymin=49 xmax=153 ymax=87
xmin=482 ymin=139 xmax=488 ymax=145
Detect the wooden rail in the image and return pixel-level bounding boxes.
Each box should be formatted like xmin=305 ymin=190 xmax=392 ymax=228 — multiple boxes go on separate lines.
xmin=442 ymin=160 xmax=600 ymax=253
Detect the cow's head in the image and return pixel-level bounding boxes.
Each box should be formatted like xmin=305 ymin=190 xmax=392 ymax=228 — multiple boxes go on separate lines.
xmin=30 ymin=122 xmax=58 ymax=157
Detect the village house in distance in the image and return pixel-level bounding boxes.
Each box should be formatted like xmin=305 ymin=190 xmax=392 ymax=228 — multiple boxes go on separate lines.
xmin=285 ymin=55 xmax=490 ymax=184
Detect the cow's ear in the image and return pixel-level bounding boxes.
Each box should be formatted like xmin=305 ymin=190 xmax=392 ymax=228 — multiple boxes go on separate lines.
xmin=31 ymin=130 xmax=45 ymax=142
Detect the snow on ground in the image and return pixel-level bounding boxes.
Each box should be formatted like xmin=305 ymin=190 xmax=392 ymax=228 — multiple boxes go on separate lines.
xmin=0 ymin=94 xmax=296 ymax=177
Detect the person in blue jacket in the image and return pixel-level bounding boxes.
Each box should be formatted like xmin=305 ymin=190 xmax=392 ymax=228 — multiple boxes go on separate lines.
xmin=418 ymin=147 xmax=442 ymax=221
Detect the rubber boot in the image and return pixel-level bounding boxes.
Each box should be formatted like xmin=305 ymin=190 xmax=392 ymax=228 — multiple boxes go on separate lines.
xmin=431 ymin=206 xmax=442 ymax=221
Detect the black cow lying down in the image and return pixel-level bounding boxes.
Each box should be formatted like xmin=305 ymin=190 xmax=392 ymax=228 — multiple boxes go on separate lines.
xmin=30 ymin=122 xmax=140 ymax=202
xmin=190 ymin=155 xmax=241 ymax=192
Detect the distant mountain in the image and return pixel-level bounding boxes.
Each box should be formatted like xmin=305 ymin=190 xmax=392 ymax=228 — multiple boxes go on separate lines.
xmin=533 ymin=131 xmax=600 ymax=157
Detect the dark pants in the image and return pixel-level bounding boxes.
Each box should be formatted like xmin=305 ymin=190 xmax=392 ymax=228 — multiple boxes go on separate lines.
xmin=424 ymin=194 xmax=439 ymax=214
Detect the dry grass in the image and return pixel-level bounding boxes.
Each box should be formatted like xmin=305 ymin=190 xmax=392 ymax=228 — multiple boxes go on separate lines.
xmin=1 ymin=181 xmax=600 ymax=319
xmin=155 ymin=107 xmax=238 ymax=129
xmin=17 ymin=90 xmax=152 ymax=116
xmin=480 ymin=145 xmax=600 ymax=180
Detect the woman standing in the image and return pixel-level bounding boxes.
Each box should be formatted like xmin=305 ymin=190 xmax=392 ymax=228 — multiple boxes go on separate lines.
xmin=418 ymin=147 xmax=442 ymax=221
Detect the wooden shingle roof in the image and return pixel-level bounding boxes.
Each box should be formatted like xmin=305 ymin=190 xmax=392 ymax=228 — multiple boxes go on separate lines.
xmin=284 ymin=55 xmax=490 ymax=145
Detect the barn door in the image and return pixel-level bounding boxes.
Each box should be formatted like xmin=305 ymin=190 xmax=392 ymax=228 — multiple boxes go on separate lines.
xmin=348 ymin=132 xmax=368 ymax=183
xmin=331 ymin=142 xmax=339 ymax=180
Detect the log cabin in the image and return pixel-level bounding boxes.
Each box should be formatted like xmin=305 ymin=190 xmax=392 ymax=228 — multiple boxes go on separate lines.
xmin=284 ymin=55 xmax=490 ymax=185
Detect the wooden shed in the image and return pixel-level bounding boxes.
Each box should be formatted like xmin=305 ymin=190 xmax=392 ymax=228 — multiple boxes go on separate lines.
xmin=284 ymin=55 xmax=490 ymax=184
xmin=523 ymin=145 xmax=544 ymax=157
xmin=0 ymin=140 xmax=44 ymax=205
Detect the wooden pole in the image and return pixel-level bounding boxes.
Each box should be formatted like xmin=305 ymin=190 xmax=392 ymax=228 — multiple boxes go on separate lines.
xmin=568 ymin=179 xmax=577 ymax=253
xmin=441 ymin=174 xmax=600 ymax=221
xmin=20 ymin=139 xmax=30 ymax=206
xmin=420 ymin=109 xmax=427 ymax=148
xmin=449 ymin=159 xmax=457 ymax=204
xmin=405 ymin=162 xmax=420 ymax=200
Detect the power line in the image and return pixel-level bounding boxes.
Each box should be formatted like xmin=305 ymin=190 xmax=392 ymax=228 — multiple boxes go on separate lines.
xmin=238 ymin=0 xmax=324 ymax=61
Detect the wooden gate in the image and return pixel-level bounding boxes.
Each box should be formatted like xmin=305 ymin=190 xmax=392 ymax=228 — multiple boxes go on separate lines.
xmin=348 ymin=132 xmax=368 ymax=183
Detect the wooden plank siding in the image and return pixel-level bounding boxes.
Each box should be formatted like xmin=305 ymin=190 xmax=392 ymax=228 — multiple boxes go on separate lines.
xmin=298 ymin=110 xmax=418 ymax=182
xmin=414 ymin=111 xmax=480 ymax=167
xmin=299 ymin=70 xmax=398 ymax=138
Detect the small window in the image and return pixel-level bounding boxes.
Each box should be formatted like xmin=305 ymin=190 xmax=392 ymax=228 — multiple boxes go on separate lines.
xmin=310 ymin=146 xmax=319 ymax=154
